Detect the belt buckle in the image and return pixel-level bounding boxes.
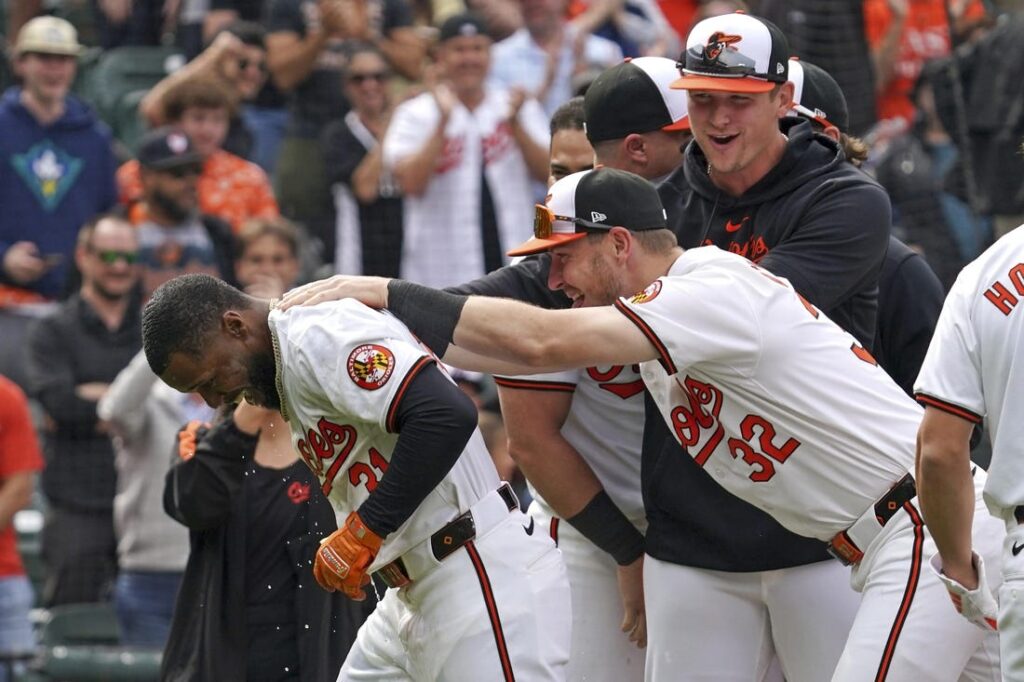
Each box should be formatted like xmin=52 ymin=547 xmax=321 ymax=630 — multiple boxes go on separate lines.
xmin=827 ymin=531 xmax=864 ymax=567
xmin=375 ymin=558 xmax=411 ymax=588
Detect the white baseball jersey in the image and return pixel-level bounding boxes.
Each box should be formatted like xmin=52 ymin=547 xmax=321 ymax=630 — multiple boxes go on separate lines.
xmin=382 ymin=89 xmax=549 ymax=288
xmin=617 ymin=246 xmax=921 ymax=541
xmin=497 ymin=366 xmax=646 ymax=528
xmin=915 ymin=224 xmax=1024 ymax=521
xmin=268 ymin=300 xmax=500 ymax=571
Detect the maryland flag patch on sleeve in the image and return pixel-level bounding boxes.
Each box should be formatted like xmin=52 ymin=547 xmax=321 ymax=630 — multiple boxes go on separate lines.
xmin=628 ymin=280 xmax=663 ymax=304
xmin=347 ymin=344 xmax=396 ymax=390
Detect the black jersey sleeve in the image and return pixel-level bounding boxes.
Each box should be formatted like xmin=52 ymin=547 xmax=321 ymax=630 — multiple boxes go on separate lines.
xmin=356 ymin=363 xmax=478 ymax=536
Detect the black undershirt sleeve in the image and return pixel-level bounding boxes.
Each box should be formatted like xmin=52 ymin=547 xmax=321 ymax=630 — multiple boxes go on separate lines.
xmin=356 ymin=363 xmax=478 ymax=537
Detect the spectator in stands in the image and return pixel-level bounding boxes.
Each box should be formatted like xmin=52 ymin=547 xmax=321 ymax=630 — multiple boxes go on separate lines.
xmin=323 ymin=44 xmax=404 ymax=276
xmin=0 ymin=17 xmax=118 ymax=388
xmin=233 ymin=217 xmax=303 ymax=298
xmin=159 ymin=240 xmax=359 ymax=681
xmin=0 ymin=375 xmax=44 ymax=682
xmin=121 ymin=81 xmax=279 ymax=234
xmin=863 ymin=0 xmax=987 ymax=129
xmin=98 ymin=350 xmax=214 ymax=648
xmin=141 ymin=22 xmax=271 ymax=162
xmin=267 ymin=0 xmax=425 ymax=257
xmin=383 ymin=13 xmax=550 ymax=287
xmin=126 ymin=128 xmax=238 ymax=299
xmin=489 ymin=0 xmax=623 ymax=116
xmin=91 ymin=0 xmax=166 ymax=49
xmin=26 ymin=214 xmax=142 ymax=607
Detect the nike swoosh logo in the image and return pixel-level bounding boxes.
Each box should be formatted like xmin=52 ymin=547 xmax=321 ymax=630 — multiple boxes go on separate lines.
xmin=1013 ymin=542 xmax=1024 ymax=556
xmin=725 ymin=217 xmax=748 ymax=233
xmin=523 ymin=517 xmax=535 ymax=536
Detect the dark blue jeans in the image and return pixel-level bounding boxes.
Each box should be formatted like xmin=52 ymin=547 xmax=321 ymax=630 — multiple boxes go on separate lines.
xmin=113 ymin=570 xmax=182 ymax=648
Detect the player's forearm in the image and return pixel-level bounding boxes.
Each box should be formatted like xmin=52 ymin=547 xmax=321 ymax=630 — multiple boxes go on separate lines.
xmin=356 ymin=366 xmax=477 ymax=537
xmin=917 ymin=441 xmax=975 ymax=572
xmin=509 ymin=435 xmax=603 ymax=517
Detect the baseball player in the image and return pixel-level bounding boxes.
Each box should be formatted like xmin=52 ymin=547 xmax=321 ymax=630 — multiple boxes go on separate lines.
xmin=915 ymin=220 xmax=1024 ymax=679
xmin=281 ymin=167 xmax=1005 ymax=681
xmin=141 ymin=274 xmax=571 ymax=680
xmin=491 ymin=57 xmax=692 ymax=682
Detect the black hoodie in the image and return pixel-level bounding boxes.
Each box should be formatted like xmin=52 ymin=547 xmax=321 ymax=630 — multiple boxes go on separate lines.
xmin=644 ymin=118 xmax=893 ymax=571
xmin=659 ymin=118 xmax=891 ymax=348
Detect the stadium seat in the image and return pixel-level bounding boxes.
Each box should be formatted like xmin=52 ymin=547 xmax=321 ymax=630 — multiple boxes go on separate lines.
xmin=33 ymin=603 xmax=161 ymax=681
xmin=76 ymin=46 xmax=185 ymax=123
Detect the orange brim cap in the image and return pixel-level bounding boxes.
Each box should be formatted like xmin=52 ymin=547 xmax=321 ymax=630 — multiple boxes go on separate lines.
xmin=507 ymin=232 xmax=588 ymax=257
xmin=670 ymin=74 xmax=776 ymax=93
xmin=663 ymin=115 xmax=690 ymax=131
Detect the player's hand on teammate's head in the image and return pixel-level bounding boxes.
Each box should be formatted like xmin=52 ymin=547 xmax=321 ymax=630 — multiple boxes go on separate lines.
xmin=277 ymin=275 xmax=392 ymax=312
xmin=931 ymin=552 xmax=999 ymax=631
xmin=313 ymin=511 xmax=383 ymax=600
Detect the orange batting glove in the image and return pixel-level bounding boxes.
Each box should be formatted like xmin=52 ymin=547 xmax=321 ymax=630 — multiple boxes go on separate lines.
xmin=313 ymin=511 xmax=383 ymax=600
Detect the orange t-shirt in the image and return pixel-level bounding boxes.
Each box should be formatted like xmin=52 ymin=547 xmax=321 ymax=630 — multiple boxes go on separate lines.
xmin=117 ymin=150 xmax=280 ymax=233
xmin=0 ymin=376 xmax=44 ymax=577
xmin=864 ymin=0 xmax=986 ymax=125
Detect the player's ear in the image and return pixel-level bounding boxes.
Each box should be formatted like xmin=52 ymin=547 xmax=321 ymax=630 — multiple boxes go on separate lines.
xmin=608 ymin=227 xmax=633 ymax=260
xmin=775 ymin=82 xmax=795 ymax=116
xmin=624 ymin=133 xmax=647 ymax=163
xmin=221 ymin=310 xmax=248 ymax=339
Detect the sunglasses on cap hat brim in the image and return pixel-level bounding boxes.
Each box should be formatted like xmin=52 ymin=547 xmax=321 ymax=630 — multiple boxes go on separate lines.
xmin=506 ymin=204 xmax=613 ymax=257
xmin=671 ymin=44 xmax=780 ymax=93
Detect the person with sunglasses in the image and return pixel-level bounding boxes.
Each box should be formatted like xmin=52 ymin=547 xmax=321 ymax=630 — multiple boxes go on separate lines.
xmin=323 ymin=44 xmax=404 ymax=278
xmin=129 ymin=128 xmax=238 ymax=300
xmin=25 ymin=214 xmax=143 ymax=609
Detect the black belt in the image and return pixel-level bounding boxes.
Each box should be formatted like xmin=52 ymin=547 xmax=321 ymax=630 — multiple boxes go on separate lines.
xmin=827 ymin=473 xmax=917 ymax=566
xmin=375 ymin=484 xmax=519 ymax=588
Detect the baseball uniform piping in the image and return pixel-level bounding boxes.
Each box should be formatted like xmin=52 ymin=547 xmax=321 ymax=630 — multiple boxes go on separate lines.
xmin=384 ymin=356 xmax=436 ymax=433
xmin=549 ymin=517 xmax=560 ymax=546
xmin=494 ymin=377 xmax=576 ymax=392
xmin=613 ymin=300 xmax=678 ymax=374
xmin=913 ymin=394 xmax=983 ymax=424
xmin=465 ymin=540 xmax=516 ymax=681
xmin=874 ymin=501 xmax=925 ymax=681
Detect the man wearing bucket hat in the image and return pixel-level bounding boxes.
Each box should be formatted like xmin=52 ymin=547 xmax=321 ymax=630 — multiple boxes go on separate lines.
xmin=280 ymin=165 xmax=1003 ymax=680
xmin=0 ymin=16 xmax=118 ymax=387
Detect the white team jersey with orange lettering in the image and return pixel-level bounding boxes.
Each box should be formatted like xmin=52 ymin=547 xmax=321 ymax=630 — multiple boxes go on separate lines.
xmin=382 ymin=89 xmax=549 ymax=288
xmin=915 ymin=224 xmax=1024 ymax=521
xmin=497 ymin=367 xmax=646 ymax=528
xmin=617 ymin=247 xmax=922 ymax=541
xmin=269 ymin=300 xmax=500 ymax=571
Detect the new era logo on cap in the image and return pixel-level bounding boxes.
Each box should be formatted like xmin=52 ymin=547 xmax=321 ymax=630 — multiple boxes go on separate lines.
xmin=508 ymin=168 xmax=668 ymax=257
xmin=673 ymin=12 xmax=791 ymax=94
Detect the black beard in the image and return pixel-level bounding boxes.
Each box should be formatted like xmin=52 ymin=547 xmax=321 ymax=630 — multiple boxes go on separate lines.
xmin=249 ymin=350 xmax=281 ymax=410
xmin=149 ymin=187 xmax=193 ymax=224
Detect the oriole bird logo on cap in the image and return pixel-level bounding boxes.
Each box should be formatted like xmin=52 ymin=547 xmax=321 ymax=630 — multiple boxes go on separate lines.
xmin=706 ymin=32 xmax=742 ymax=61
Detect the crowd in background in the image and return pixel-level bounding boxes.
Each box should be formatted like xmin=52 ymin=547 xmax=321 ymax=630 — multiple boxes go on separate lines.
xmin=0 ymin=0 xmax=1023 ymax=677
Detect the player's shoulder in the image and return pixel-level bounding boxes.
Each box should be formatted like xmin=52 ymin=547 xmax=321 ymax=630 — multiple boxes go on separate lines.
xmin=393 ymin=91 xmax=438 ymax=119
xmin=950 ymin=225 xmax=1024 ymax=299
xmin=272 ymin=300 xmax=405 ymax=351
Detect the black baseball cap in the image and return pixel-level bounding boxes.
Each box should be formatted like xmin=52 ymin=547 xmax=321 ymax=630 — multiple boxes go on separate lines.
xmin=788 ymin=58 xmax=849 ymax=131
xmin=508 ymin=168 xmax=668 ymax=256
xmin=438 ymin=13 xmax=489 ymax=43
xmin=137 ymin=127 xmax=203 ymax=170
xmin=673 ymin=12 xmax=790 ymax=94
xmin=584 ymin=57 xmax=690 ymax=143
